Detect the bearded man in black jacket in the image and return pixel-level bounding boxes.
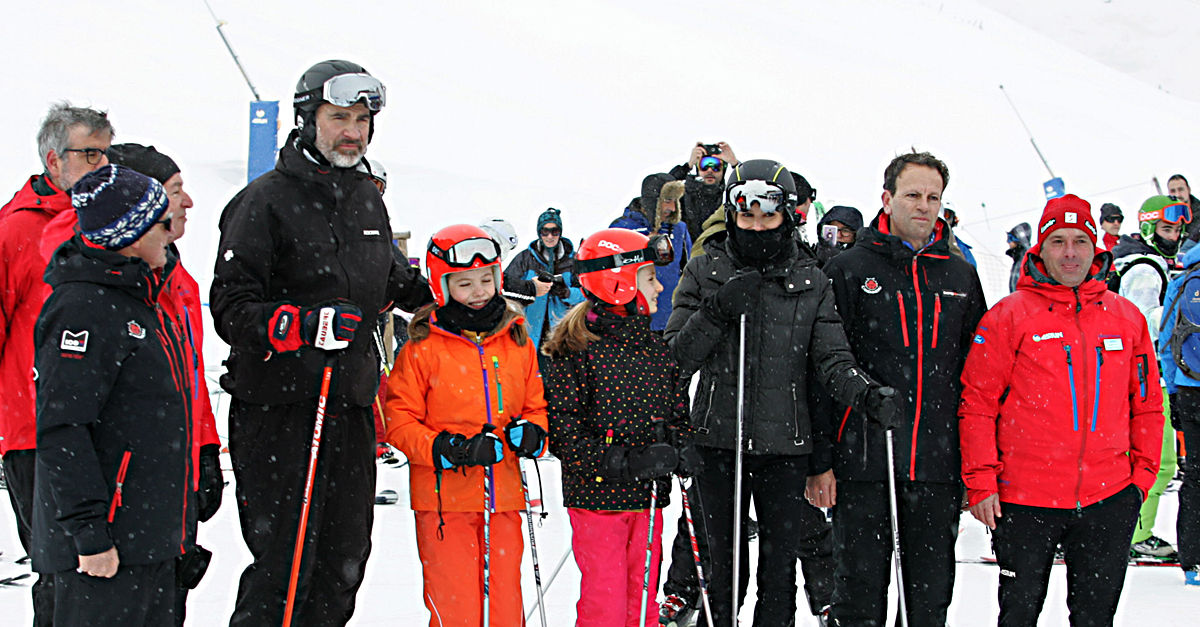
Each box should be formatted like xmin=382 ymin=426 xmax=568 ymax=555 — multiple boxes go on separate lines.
xmin=813 ymin=151 xmax=986 ymax=627
xmin=210 ymin=60 xmax=431 ymax=627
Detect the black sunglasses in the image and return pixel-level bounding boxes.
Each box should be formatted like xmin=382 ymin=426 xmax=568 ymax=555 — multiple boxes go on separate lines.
xmin=539 ymin=227 xmax=561 ymax=236
xmin=63 ymin=147 xmax=106 ymax=165
xmin=156 ymin=215 xmax=173 ymax=231
xmin=1102 ymin=215 xmax=1123 ymax=223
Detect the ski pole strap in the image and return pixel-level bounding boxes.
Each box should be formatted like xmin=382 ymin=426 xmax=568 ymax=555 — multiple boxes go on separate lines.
xmin=434 ymin=466 xmax=446 ymax=540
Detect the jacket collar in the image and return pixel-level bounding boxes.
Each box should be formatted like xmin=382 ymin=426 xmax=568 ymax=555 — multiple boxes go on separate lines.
xmin=0 ymin=174 xmax=71 ymax=220
xmin=45 ymin=234 xmax=172 ymax=305
xmin=859 ymin=210 xmax=952 ymax=262
xmin=1017 ymin=249 xmax=1113 ymax=306
xmin=276 ymin=130 xmax=364 ymax=199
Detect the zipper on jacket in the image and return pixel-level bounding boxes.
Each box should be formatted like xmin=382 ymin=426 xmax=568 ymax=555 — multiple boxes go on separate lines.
xmin=932 ymin=294 xmax=941 ymax=349
xmin=1136 ymin=355 xmax=1148 ymax=400
xmin=107 ymin=451 xmax=133 ymax=523
xmin=1092 ymin=348 xmax=1103 ymax=432
xmin=896 ymin=292 xmax=910 ymax=347
xmin=492 ymin=356 xmax=505 ymax=415
xmin=698 ymin=379 xmax=715 ymax=435
xmin=909 ymin=258 xmax=925 ymax=481
xmin=837 ymin=406 xmax=853 ymax=442
xmin=477 ymin=344 xmax=496 ymax=512
xmin=1065 ymin=344 xmax=1079 ymax=431
xmin=791 ymin=382 xmax=802 ymax=444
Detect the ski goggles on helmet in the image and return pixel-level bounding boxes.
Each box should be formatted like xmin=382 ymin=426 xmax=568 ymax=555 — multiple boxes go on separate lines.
xmin=728 ymin=179 xmax=789 ymax=215
xmin=428 ymin=237 xmax=501 ymax=268
xmin=574 ymin=234 xmax=675 ymax=275
xmin=1140 ymin=200 xmax=1192 ymax=225
xmin=295 ymin=73 xmax=386 ymax=111
xmin=698 ymin=156 xmax=724 ymax=172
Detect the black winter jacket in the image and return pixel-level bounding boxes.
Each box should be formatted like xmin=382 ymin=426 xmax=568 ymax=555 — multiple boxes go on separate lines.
xmin=820 ymin=212 xmax=986 ymax=484
xmin=210 ymin=131 xmax=431 ymax=408
xmin=543 ymin=310 xmax=691 ymax=510
xmin=670 ymin=164 xmax=725 ymax=243
xmin=33 ymin=237 xmax=196 ymax=573
xmin=664 ymin=237 xmax=874 ymax=456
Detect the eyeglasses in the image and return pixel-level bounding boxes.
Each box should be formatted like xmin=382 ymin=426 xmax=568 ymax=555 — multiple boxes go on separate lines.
xmin=294 ymin=73 xmax=386 ymax=111
xmin=539 ymin=227 xmax=561 ymax=237
xmin=728 ymin=179 xmax=790 ymax=215
xmin=698 ymin=156 xmax=724 ymax=172
xmin=63 ymin=148 xmax=106 ymax=165
xmin=574 ymin=234 xmax=676 ymax=275
xmin=428 ymin=237 xmax=501 ymax=268
xmin=1102 ymin=215 xmax=1123 ymax=224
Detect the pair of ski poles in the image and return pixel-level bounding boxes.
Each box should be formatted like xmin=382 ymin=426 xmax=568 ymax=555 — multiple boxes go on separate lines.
xmin=729 ymin=314 xmax=908 ymax=627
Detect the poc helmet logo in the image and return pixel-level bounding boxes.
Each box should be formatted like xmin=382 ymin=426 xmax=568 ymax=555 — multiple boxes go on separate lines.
xmin=598 ymin=240 xmax=622 ymax=252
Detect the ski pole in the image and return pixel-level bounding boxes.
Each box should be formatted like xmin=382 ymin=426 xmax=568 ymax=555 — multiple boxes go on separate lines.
xmin=525 ymin=546 xmax=574 ymax=620
xmin=639 ymin=478 xmax=659 ymax=627
xmin=885 ymin=429 xmax=908 ymax=627
xmin=730 ymin=313 xmax=747 ymax=627
xmin=282 ymin=355 xmax=335 ymax=627
xmin=483 ymin=465 xmax=493 ymax=627
xmin=680 ymin=476 xmax=715 ymax=627
xmin=520 ymin=461 xmax=548 ymax=627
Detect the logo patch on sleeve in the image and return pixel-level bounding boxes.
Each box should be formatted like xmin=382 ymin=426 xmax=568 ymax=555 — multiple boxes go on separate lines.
xmin=127 ymin=320 xmax=146 ymax=339
xmin=60 ymin=330 xmax=89 ymax=353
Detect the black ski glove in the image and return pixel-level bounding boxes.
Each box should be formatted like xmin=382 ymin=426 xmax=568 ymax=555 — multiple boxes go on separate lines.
xmin=704 ymin=270 xmax=762 ymax=323
xmin=433 ymin=425 xmax=504 ymax=470
xmin=675 ymin=444 xmax=705 ymax=479
xmin=197 ymin=444 xmax=223 ymax=522
xmin=864 ymin=386 xmax=900 ymax=430
xmin=504 ymin=418 xmax=547 ymax=458
xmin=600 ymin=443 xmax=679 ymax=482
xmin=1170 ymin=394 xmax=1181 ymax=431
xmin=266 ymin=299 xmax=362 ymax=353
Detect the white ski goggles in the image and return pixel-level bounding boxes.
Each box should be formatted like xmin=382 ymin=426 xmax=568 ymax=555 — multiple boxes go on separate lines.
xmin=430 ymin=237 xmax=501 ymax=268
xmin=295 ymin=73 xmax=386 ymax=111
xmin=728 ymin=179 xmax=789 ymax=215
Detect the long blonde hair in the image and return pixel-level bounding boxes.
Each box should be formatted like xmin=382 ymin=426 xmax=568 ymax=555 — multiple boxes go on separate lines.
xmin=541 ymin=300 xmax=598 ymax=358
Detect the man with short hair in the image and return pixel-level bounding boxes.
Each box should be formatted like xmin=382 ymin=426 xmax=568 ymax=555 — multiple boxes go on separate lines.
xmin=815 ymin=151 xmax=986 ymax=627
xmin=0 ymin=101 xmax=113 ymax=626
xmin=1168 ymin=174 xmax=1200 ymax=245
xmin=502 ymin=207 xmax=584 ymax=349
xmin=210 ymin=60 xmax=431 ymax=627
xmin=961 ymin=194 xmax=1163 ymax=625
xmin=1099 ymin=203 xmax=1123 ymax=250
xmin=670 ymin=142 xmax=740 ymax=242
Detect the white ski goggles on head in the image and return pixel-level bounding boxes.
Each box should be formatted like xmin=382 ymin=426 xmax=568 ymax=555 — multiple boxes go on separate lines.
xmin=430 ymin=237 xmax=502 ymax=268
xmin=295 ymin=73 xmax=386 ymax=111
xmin=728 ymin=179 xmax=789 ymax=215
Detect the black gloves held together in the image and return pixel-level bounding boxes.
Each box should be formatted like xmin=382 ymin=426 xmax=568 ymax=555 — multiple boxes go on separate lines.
xmin=433 ymin=425 xmax=504 ymax=470
xmin=705 ymin=270 xmax=762 ymax=323
xmin=600 ymin=443 xmax=679 ymax=483
xmin=504 ymin=418 xmax=547 ymax=458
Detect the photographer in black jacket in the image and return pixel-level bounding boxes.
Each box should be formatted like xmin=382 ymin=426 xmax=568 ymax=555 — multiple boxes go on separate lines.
xmin=35 ymin=164 xmax=195 ymax=626
xmin=665 ymin=159 xmax=897 ymax=627
xmin=210 ymin=60 xmax=431 ymax=627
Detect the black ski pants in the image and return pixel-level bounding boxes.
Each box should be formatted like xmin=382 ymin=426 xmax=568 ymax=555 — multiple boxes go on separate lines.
xmin=663 ymin=479 xmax=834 ymax=615
xmin=1175 ymin=387 xmax=1200 ymax=571
xmin=53 ymin=558 xmax=175 ymax=626
xmin=992 ymin=484 xmax=1141 ymax=627
xmin=694 ymin=446 xmax=809 ymax=627
xmin=829 ymin=480 xmax=960 ymax=627
xmin=3 ymin=448 xmax=54 ymax=627
xmin=228 ymin=398 xmax=376 ymax=627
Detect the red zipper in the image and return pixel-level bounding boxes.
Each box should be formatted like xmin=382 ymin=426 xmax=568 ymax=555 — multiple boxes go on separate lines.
xmin=836 ymin=406 xmax=853 ymax=442
xmin=107 ymin=451 xmax=132 ymax=523
xmin=896 ymin=292 xmax=910 ymax=347
xmin=932 ymin=294 xmax=941 ymax=349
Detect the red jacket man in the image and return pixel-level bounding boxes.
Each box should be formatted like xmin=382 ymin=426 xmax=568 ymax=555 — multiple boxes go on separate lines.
xmin=959 ymin=194 xmax=1163 ymax=627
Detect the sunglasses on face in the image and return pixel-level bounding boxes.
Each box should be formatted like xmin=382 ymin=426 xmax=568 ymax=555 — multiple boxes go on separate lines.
xmin=698 ymin=156 xmax=724 ymax=172
xmin=539 ymin=227 xmax=561 ymax=237
xmin=63 ymin=147 xmax=106 ymax=165
xmin=156 ymin=215 xmax=173 ymax=231
xmin=1102 ymin=215 xmax=1123 ymax=224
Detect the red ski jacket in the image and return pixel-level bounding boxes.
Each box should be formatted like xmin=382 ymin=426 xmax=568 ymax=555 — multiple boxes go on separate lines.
xmin=39 ymin=210 xmax=219 ymax=477
xmin=0 ymin=175 xmax=71 ymax=454
xmin=959 ymin=251 xmax=1164 ymax=509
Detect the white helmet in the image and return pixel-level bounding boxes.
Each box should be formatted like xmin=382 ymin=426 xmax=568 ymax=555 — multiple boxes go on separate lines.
xmin=478 ymin=217 xmax=519 ymax=261
xmin=367 ymin=158 xmax=388 ymax=194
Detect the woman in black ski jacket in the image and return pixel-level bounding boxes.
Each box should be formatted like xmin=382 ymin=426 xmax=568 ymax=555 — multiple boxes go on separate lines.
xmin=663 ymin=160 xmax=895 ymax=626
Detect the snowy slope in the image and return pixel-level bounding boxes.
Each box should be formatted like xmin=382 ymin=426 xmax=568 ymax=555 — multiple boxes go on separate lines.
xmin=1 ymin=0 xmax=1199 ymax=624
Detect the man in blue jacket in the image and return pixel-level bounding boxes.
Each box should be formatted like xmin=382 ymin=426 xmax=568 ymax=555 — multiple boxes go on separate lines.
xmin=610 ymin=174 xmax=692 ymax=331
xmin=502 ymin=207 xmax=584 ymax=349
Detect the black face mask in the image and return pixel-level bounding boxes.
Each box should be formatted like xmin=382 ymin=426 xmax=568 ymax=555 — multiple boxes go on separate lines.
xmin=435 ymin=292 xmax=507 ymax=336
xmin=1153 ymin=232 xmax=1180 ymax=258
xmin=731 ymin=223 xmax=792 ymax=265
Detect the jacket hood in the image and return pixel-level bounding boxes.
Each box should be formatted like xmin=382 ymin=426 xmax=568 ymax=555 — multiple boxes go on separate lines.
xmin=859 ymin=209 xmax=952 ymax=261
xmin=0 ymin=174 xmax=70 ymax=221
xmin=817 ymin=205 xmax=863 ymax=232
xmin=1017 ymin=246 xmax=1113 ymax=305
xmin=45 ymin=234 xmax=170 ymax=303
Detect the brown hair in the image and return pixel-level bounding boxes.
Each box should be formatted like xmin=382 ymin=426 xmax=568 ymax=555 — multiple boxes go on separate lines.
xmin=883 ymin=150 xmax=949 ymax=195
xmin=408 ymin=302 xmax=529 ymax=346
xmin=541 ymin=300 xmax=599 ymax=358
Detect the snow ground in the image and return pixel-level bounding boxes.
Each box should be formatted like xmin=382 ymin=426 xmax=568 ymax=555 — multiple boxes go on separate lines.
xmin=3 ymin=0 xmax=1200 ymax=623
xmin=0 ymin=443 xmax=1195 ymax=626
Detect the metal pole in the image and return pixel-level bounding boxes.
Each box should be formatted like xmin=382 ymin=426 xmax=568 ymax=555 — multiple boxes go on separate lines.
xmin=999 ymin=85 xmax=1055 ymax=179
xmin=520 ymin=462 xmax=548 ymax=627
xmin=885 ymin=430 xmax=908 ymax=627
xmin=680 ymin=477 xmax=715 ymax=627
xmin=730 ymin=313 xmax=747 ymax=627
xmin=201 ymin=0 xmax=262 ymax=100
xmin=525 ymin=547 xmax=574 ymax=621
xmin=638 ymin=480 xmax=659 ymax=627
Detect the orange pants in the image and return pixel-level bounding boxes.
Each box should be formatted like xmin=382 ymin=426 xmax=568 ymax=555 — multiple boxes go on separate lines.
xmin=415 ymin=510 xmax=525 ymax=627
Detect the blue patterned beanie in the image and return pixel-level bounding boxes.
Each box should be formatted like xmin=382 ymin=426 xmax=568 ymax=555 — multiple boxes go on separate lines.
xmin=71 ymin=164 xmax=169 ymax=250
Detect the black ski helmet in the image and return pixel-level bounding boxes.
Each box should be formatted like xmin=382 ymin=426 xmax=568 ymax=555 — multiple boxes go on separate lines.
xmin=293 ymin=60 xmax=385 ymax=146
xmin=724 ymin=160 xmax=800 ymax=227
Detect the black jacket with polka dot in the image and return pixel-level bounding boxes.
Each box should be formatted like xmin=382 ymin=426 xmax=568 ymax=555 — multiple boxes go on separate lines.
xmin=543 ymin=310 xmax=692 ymax=510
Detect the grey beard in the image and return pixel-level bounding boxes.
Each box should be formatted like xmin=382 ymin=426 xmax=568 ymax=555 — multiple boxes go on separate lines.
xmin=315 ymin=132 xmax=367 ymax=168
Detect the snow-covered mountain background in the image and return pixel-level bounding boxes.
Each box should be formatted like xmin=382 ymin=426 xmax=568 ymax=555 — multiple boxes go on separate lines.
xmin=1 ymin=0 xmax=1197 ymax=624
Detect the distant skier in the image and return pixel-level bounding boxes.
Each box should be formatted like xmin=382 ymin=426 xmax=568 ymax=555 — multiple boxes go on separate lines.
xmin=1005 ymin=222 xmax=1031 ymax=293
xmin=670 ymin=141 xmax=740 ymax=242
xmin=502 ymin=208 xmax=585 ymax=351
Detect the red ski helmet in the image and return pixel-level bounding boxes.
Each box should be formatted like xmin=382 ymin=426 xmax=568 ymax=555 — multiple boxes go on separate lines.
xmin=575 ymin=228 xmax=675 ymax=309
xmin=426 ymin=224 xmax=503 ymax=307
